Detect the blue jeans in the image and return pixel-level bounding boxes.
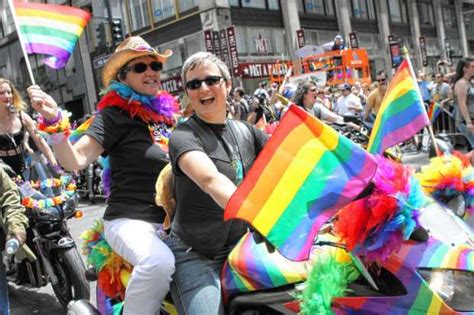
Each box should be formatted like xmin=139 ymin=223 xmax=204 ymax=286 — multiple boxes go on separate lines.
xmin=0 ymin=252 xmax=10 ymax=315
xmin=456 ymin=122 xmax=474 ymax=148
xmin=166 ymin=233 xmax=232 ymax=315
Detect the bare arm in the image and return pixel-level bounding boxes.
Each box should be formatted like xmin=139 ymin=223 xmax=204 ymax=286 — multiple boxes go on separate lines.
xmin=178 ymin=150 xmax=236 ymax=209
xmin=22 ymin=113 xmax=58 ymax=166
xmin=455 ymin=80 xmax=471 ymax=124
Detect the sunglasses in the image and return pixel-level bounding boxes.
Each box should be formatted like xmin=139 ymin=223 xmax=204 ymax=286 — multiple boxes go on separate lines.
xmin=122 ymin=61 xmax=163 ymax=74
xmin=377 ymin=78 xmax=387 ymax=83
xmin=185 ymin=75 xmax=224 ymax=90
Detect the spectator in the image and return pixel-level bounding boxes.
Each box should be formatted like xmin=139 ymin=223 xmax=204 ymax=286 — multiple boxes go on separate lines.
xmin=231 ymin=87 xmax=250 ymax=121
xmin=417 ymin=71 xmax=432 ymax=103
xmin=363 ymin=71 xmax=388 ymax=120
xmin=432 ymin=73 xmax=453 ymax=108
xmin=334 ymin=83 xmax=363 ymax=117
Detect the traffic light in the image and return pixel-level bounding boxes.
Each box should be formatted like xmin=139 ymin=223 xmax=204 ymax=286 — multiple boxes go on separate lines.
xmin=110 ymin=18 xmax=123 ymax=44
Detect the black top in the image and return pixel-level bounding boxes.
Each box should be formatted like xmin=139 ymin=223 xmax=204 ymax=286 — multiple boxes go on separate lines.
xmin=169 ymin=115 xmax=267 ymax=258
xmin=85 ymin=107 xmax=167 ymax=223
xmin=0 ymin=113 xmax=25 ymax=175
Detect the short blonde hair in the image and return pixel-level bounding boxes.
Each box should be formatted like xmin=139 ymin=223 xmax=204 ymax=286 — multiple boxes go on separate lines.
xmin=0 ymin=78 xmax=25 ymax=111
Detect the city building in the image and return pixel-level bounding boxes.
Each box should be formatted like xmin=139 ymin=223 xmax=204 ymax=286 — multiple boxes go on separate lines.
xmin=1 ymin=0 xmax=473 ymax=117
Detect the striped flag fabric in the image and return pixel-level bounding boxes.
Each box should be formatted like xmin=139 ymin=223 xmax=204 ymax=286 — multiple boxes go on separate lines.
xmin=367 ymin=58 xmax=430 ymax=154
xmin=11 ymin=1 xmax=91 ymax=69
xmin=427 ymin=101 xmax=442 ymax=123
xmin=224 ymin=105 xmax=378 ymax=261
xmin=69 ymin=115 xmax=95 ymax=144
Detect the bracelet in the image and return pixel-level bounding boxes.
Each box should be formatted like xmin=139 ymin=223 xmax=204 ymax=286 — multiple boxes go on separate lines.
xmin=37 ymin=110 xmax=72 ymax=136
xmin=41 ymin=111 xmax=62 ymax=125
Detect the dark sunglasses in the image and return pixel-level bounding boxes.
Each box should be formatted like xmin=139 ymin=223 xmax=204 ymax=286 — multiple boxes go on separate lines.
xmin=185 ymin=75 xmax=224 ymax=90
xmin=123 ymin=61 xmax=163 ymax=74
xmin=377 ymin=78 xmax=387 ymax=83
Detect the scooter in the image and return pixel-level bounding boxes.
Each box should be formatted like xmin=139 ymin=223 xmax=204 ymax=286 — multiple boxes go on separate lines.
xmin=80 ymin=156 xmax=474 ymax=314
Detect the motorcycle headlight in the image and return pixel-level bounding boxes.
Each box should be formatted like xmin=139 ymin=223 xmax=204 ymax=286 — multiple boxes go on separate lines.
xmin=418 ymin=268 xmax=474 ymax=312
xmin=63 ymin=193 xmax=78 ymax=217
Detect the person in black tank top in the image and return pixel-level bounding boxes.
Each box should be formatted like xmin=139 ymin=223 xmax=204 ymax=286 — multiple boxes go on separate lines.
xmin=0 ymin=78 xmax=58 ymax=176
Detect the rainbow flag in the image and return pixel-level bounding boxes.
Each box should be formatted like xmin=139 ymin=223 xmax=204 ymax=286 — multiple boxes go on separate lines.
xmin=69 ymin=115 xmax=95 ymax=144
xmin=427 ymin=101 xmax=441 ymax=123
xmin=367 ymin=59 xmax=430 ymax=154
xmin=12 ymin=1 xmax=91 ymax=69
xmin=225 ymin=105 xmax=377 ymax=261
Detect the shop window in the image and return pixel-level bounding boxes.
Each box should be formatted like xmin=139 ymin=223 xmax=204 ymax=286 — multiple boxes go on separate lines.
xmin=151 ymin=0 xmax=176 ymax=22
xmin=235 ymin=26 xmax=248 ymax=54
xmin=417 ymin=3 xmax=435 ymax=26
xmin=387 ymin=0 xmax=409 ymax=23
xmin=229 ymin=0 xmax=240 ymax=6
xmin=184 ymin=32 xmax=205 ymax=58
xmin=351 ymin=0 xmax=376 ymax=20
xmin=178 ymin=0 xmax=197 ymax=12
xmin=304 ymin=0 xmax=335 ymax=16
xmin=442 ymin=6 xmax=457 ymax=29
xmin=242 ymin=0 xmax=266 ymax=9
xmin=130 ymin=0 xmax=151 ymax=31
xmin=159 ymin=41 xmax=182 ymax=71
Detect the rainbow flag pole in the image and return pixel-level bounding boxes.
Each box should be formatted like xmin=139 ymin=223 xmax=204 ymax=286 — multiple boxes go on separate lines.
xmin=7 ymin=0 xmax=35 ymax=84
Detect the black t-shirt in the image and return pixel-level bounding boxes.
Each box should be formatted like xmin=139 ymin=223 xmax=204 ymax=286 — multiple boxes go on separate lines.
xmin=85 ymin=107 xmax=167 ymax=223
xmin=169 ymin=115 xmax=267 ymax=258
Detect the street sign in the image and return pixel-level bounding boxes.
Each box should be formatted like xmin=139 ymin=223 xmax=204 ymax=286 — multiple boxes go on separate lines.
xmin=388 ymin=35 xmax=402 ymax=69
xmin=296 ymin=29 xmax=305 ymax=49
xmin=349 ymin=32 xmax=359 ymax=49
xmin=93 ymin=54 xmax=110 ymax=69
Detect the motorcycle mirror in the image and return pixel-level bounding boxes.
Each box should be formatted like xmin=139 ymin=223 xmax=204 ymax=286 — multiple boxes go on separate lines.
xmin=446 ymin=194 xmax=466 ymax=218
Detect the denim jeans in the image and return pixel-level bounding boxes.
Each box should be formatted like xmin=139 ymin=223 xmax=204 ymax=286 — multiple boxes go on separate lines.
xmin=166 ymin=233 xmax=232 ymax=315
xmin=0 ymin=252 xmax=10 ymax=315
xmin=456 ymin=122 xmax=474 ymax=149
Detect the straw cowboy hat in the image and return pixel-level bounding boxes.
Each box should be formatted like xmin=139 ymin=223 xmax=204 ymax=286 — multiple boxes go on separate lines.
xmin=102 ymin=36 xmax=172 ymax=87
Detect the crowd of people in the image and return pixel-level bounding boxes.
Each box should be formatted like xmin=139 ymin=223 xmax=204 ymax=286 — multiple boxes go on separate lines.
xmin=0 ymin=32 xmax=473 ymax=315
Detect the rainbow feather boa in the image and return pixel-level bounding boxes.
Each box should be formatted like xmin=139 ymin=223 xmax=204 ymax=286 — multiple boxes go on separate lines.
xmin=81 ymin=220 xmax=131 ymax=300
xmin=334 ymin=156 xmax=425 ymax=262
xmin=415 ymin=151 xmax=474 ymax=226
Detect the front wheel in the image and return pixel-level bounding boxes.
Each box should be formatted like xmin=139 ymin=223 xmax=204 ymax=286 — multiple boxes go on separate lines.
xmin=51 ymin=247 xmax=90 ymax=309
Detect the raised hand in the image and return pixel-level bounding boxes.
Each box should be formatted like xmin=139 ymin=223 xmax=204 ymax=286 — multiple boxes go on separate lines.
xmin=26 ymin=85 xmax=59 ymax=120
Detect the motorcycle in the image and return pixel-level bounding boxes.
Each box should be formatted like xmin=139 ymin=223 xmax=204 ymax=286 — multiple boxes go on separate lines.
xmin=80 ymin=157 xmax=474 ymax=314
xmin=2 ymin=153 xmax=90 ymax=309
xmin=75 ymin=158 xmax=104 ymax=204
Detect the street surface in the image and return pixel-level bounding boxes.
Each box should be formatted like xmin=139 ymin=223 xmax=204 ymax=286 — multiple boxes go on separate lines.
xmin=8 ymin=149 xmax=431 ymax=314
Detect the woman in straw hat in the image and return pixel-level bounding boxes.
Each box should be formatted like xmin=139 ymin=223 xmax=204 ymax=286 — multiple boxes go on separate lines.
xmin=27 ymin=36 xmax=176 ymax=315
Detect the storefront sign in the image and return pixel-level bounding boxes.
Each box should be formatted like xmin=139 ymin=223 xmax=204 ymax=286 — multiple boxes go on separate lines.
xmin=226 ymin=26 xmax=240 ymax=76
xmin=212 ymin=31 xmax=222 ymax=59
xmin=204 ymin=30 xmax=214 ymax=53
xmin=349 ymin=32 xmax=359 ymax=49
xmin=238 ymin=62 xmax=290 ymax=79
xmin=296 ymin=29 xmax=305 ymax=49
xmin=161 ymin=75 xmax=183 ymax=94
xmin=219 ymin=29 xmax=231 ymax=70
xmin=388 ymin=35 xmax=402 ymax=69
xmin=255 ymin=34 xmax=269 ymax=54
xmin=419 ymin=36 xmax=428 ymax=67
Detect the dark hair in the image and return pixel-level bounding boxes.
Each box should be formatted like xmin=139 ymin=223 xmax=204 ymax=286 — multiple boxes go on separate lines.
xmin=453 ymin=58 xmax=474 ymax=83
xmin=234 ymin=87 xmax=245 ymax=97
xmin=376 ymin=69 xmax=386 ymax=76
xmin=292 ymin=80 xmax=316 ymax=107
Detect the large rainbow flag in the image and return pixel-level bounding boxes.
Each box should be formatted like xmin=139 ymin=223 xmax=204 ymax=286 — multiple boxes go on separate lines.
xmin=367 ymin=59 xmax=430 ymax=154
xmin=225 ymin=105 xmax=378 ymax=261
xmin=11 ymin=1 xmax=91 ymax=69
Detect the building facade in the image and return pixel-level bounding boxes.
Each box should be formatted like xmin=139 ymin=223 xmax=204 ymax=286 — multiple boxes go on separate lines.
xmin=1 ymin=0 xmax=473 ymax=117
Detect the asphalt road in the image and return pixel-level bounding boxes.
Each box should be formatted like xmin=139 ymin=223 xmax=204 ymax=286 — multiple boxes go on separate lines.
xmin=9 ymin=199 xmax=105 ymax=315
xmin=7 ymin=149 xmax=432 ymax=314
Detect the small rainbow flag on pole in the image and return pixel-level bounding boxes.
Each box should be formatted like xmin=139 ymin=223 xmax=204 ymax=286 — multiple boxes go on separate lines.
xmin=225 ymin=105 xmax=378 ymax=261
xmin=11 ymin=1 xmax=91 ymax=69
xmin=367 ymin=58 xmax=430 ymax=154
xmin=427 ymin=101 xmax=442 ymax=123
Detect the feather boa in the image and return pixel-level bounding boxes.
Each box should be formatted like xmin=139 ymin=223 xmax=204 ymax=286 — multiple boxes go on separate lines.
xmin=334 ymin=156 xmax=425 ymax=262
xmin=298 ymin=254 xmax=358 ymax=315
xmin=81 ymin=220 xmax=131 ymax=300
xmin=415 ymin=151 xmax=474 ymax=222
xmin=98 ymin=81 xmax=177 ymax=124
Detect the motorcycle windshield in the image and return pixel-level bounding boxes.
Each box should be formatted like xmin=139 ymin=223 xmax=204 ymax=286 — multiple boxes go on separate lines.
xmin=419 ymin=199 xmax=473 ymax=247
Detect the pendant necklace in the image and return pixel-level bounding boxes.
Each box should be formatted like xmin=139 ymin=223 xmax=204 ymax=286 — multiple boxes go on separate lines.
xmin=0 ymin=120 xmax=17 ymax=147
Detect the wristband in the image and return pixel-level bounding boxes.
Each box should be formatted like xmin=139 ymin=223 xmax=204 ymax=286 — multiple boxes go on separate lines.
xmin=41 ymin=110 xmax=62 ymax=125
